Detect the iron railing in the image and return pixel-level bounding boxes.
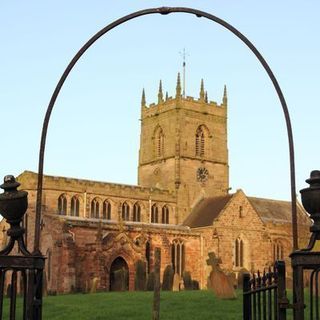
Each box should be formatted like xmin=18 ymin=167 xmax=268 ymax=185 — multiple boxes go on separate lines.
xmin=243 ymin=261 xmax=288 ymax=320
xmin=0 ymin=176 xmax=44 ymax=319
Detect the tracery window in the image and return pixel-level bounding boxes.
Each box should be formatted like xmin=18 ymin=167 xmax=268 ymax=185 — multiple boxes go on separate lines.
xmin=235 ymin=238 xmax=244 ymax=267
xmin=171 ymin=240 xmax=185 ymax=276
xmin=70 ymin=196 xmax=80 ymax=217
xmin=195 ymin=125 xmax=206 ymax=157
xmin=58 ymin=194 xmax=67 ymax=215
xmin=273 ymin=241 xmax=284 ymax=261
xmin=151 ymin=204 xmax=158 ymax=223
xmin=122 ymin=202 xmax=130 ymax=221
xmin=133 ymin=202 xmax=141 ymax=222
xmin=162 ymin=205 xmax=169 ymax=224
xmin=91 ymin=198 xmax=100 ymax=218
xmin=102 ymin=200 xmax=111 ymax=220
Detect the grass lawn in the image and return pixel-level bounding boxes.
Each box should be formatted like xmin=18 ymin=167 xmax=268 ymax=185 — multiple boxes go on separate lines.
xmin=3 ymin=290 xmax=244 ymax=320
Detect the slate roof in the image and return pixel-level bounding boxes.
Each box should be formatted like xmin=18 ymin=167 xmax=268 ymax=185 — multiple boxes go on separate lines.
xmin=183 ymin=195 xmax=233 ymax=228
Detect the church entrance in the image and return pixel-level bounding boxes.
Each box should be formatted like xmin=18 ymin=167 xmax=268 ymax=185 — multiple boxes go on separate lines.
xmin=109 ymin=257 xmax=129 ymax=291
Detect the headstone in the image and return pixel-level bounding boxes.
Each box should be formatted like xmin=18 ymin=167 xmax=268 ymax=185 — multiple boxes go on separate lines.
xmin=152 ymin=248 xmax=161 ymax=320
xmin=172 ymin=273 xmax=180 ymax=292
xmin=207 ymin=252 xmax=236 ymax=299
xmin=90 ymin=277 xmax=98 ymax=293
xmin=237 ymin=268 xmax=249 ymax=289
xmin=179 ymin=279 xmax=185 ymax=291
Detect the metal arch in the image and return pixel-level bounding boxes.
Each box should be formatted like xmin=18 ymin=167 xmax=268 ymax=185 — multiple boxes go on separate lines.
xmin=34 ymin=6 xmax=298 ymax=253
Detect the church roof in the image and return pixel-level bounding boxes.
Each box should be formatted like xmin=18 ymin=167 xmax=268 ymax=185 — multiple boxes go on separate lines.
xmin=183 ymin=195 xmax=233 ymax=228
xmin=247 ymin=197 xmax=306 ymax=223
xmin=183 ymin=192 xmax=309 ymax=228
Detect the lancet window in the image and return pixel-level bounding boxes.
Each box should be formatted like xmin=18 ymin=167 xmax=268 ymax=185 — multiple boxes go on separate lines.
xmin=154 ymin=126 xmax=164 ymax=157
xmin=235 ymin=238 xmax=244 ymax=267
xmin=133 ymin=202 xmax=141 ymax=222
xmin=122 ymin=202 xmax=130 ymax=221
xmin=162 ymin=205 xmax=169 ymax=224
xmin=273 ymin=240 xmax=284 ymax=261
xmin=151 ymin=204 xmax=158 ymax=223
xmin=195 ymin=125 xmax=206 ymax=157
xmin=171 ymin=240 xmax=185 ymax=276
xmin=102 ymin=200 xmax=111 ymax=220
xmin=70 ymin=196 xmax=80 ymax=217
xmin=58 ymin=194 xmax=67 ymax=215
xmin=91 ymin=198 xmax=100 ymax=218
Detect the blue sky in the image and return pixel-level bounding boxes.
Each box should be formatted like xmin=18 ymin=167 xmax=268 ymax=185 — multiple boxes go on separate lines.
xmin=1 ymin=1 xmax=319 ymax=201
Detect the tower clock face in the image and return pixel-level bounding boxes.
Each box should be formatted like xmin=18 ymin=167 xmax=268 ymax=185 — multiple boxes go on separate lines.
xmin=197 ymin=167 xmax=209 ymax=182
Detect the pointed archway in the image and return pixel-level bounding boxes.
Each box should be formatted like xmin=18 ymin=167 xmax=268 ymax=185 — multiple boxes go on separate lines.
xmin=109 ymin=257 xmax=129 ymax=291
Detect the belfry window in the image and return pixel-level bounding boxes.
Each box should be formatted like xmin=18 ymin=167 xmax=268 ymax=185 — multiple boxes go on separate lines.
xmin=102 ymin=200 xmax=111 ymax=220
xmin=235 ymin=238 xmax=244 ymax=267
xmin=273 ymin=241 xmax=284 ymax=261
xmin=171 ymin=240 xmax=185 ymax=276
xmin=162 ymin=205 xmax=169 ymax=224
xmin=122 ymin=202 xmax=130 ymax=221
xmin=70 ymin=196 xmax=80 ymax=217
xmin=151 ymin=204 xmax=158 ymax=223
xmin=133 ymin=203 xmax=141 ymax=222
xmin=58 ymin=194 xmax=67 ymax=215
xmin=195 ymin=126 xmax=205 ymax=157
xmin=91 ymin=198 xmax=100 ymax=218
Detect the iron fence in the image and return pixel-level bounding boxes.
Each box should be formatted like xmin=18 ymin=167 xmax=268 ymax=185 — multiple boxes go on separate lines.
xmin=243 ymin=261 xmax=288 ymax=320
xmin=0 ymin=176 xmax=44 ymax=319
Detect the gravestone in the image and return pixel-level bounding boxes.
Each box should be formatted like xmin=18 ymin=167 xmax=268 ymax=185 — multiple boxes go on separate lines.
xmin=237 ymin=268 xmax=249 ymax=289
xmin=90 ymin=277 xmax=98 ymax=293
xmin=207 ymin=252 xmax=236 ymax=299
xmin=172 ymin=273 xmax=180 ymax=292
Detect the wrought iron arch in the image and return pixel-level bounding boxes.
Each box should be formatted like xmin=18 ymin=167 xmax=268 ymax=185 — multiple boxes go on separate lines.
xmin=35 ymin=7 xmax=297 ymax=254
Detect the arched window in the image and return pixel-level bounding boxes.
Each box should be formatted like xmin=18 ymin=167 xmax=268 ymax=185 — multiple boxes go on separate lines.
xmin=133 ymin=203 xmax=141 ymax=222
xmin=102 ymin=200 xmax=111 ymax=220
xmin=70 ymin=196 xmax=80 ymax=217
xmin=154 ymin=126 xmax=164 ymax=157
xmin=91 ymin=198 xmax=100 ymax=218
xmin=122 ymin=202 xmax=130 ymax=221
xmin=162 ymin=205 xmax=169 ymax=224
xmin=273 ymin=240 xmax=284 ymax=261
xmin=195 ymin=125 xmax=206 ymax=157
xmin=235 ymin=238 xmax=244 ymax=267
xmin=171 ymin=240 xmax=185 ymax=276
xmin=151 ymin=204 xmax=158 ymax=223
xmin=58 ymin=194 xmax=67 ymax=215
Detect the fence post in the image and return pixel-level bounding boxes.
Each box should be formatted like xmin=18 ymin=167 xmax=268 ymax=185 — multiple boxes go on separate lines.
xmin=243 ymin=273 xmax=251 ymax=320
xmin=276 ymin=261 xmax=287 ymax=320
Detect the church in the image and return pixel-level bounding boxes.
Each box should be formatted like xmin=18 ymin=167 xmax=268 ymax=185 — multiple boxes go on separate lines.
xmin=0 ymin=74 xmax=310 ymax=293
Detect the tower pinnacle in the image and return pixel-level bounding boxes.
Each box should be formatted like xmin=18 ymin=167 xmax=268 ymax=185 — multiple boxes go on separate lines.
xmin=199 ymin=79 xmax=205 ymax=101
xmin=223 ymin=85 xmax=228 ymax=105
xmin=158 ymin=80 xmax=164 ymax=104
xmin=176 ymin=73 xmax=182 ymax=99
xmin=141 ymin=88 xmax=146 ymax=107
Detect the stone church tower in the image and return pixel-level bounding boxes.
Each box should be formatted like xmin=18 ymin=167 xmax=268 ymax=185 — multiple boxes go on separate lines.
xmin=138 ymin=74 xmax=229 ymax=222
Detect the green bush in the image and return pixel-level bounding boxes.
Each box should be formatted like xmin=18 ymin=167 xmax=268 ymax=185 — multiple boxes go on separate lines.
xmin=162 ymin=265 xmax=174 ymax=291
xmin=146 ymin=272 xmax=155 ymax=291
xmin=134 ymin=260 xmax=146 ymax=291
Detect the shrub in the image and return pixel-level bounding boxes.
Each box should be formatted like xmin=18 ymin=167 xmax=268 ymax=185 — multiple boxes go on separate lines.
xmin=146 ymin=272 xmax=155 ymax=291
xmin=183 ymin=271 xmax=193 ymax=290
xmin=162 ymin=265 xmax=174 ymax=291
xmin=134 ymin=260 xmax=146 ymax=291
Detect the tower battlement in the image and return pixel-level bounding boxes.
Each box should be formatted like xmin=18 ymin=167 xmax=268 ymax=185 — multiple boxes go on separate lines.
xmin=141 ymin=74 xmax=227 ymax=119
